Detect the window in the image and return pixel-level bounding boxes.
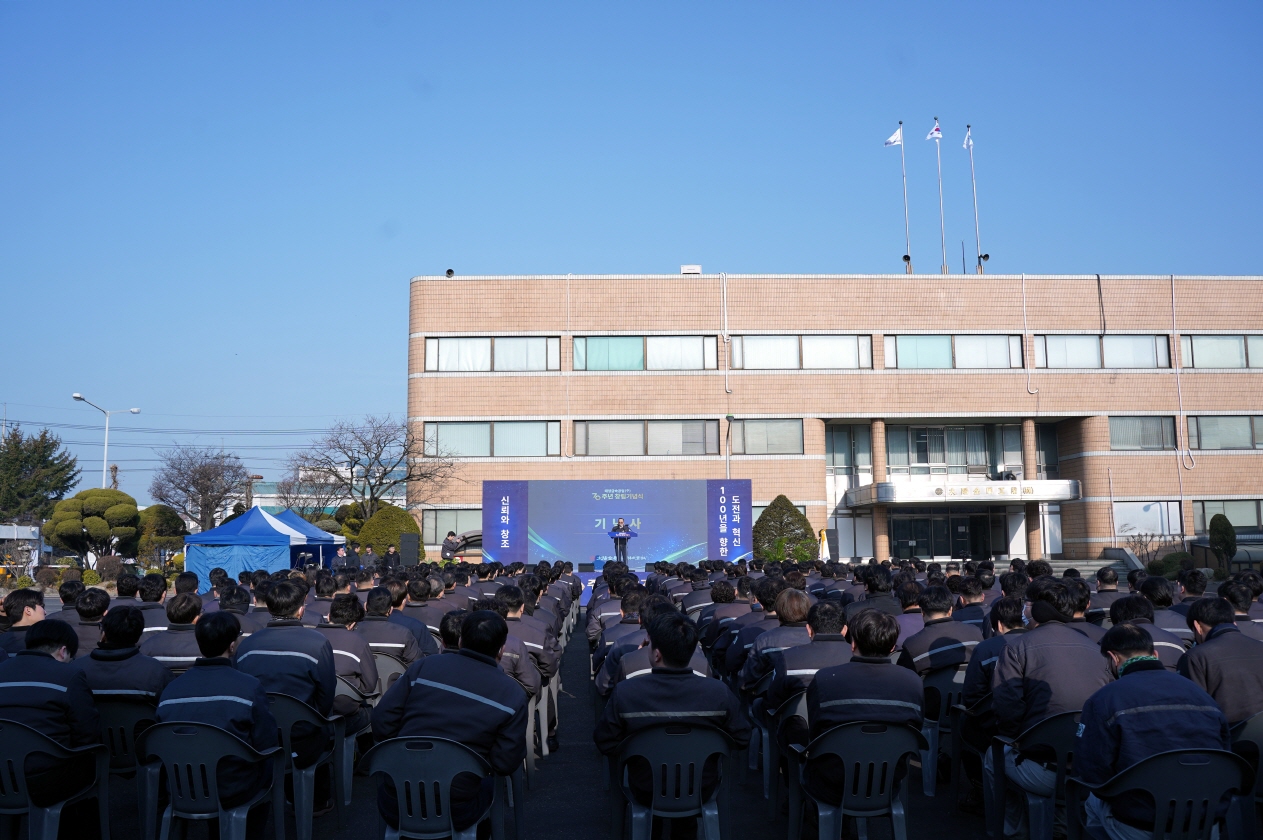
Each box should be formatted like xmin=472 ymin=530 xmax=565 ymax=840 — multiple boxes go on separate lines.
xmin=1103 ymin=335 xmax=1169 ymax=368
xmin=573 ymin=420 xmax=719 ymax=456
xmin=1113 ymin=501 xmax=1182 ymax=536
xmin=953 ymin=335 xmax=1023 ymax=369
xmin=424 ymin=337 xmax=560 ymax=372
xmin=573 ymin=336 xmax=644 ymax=371
xmin=887 ymin=424 xmax=999 ymax=477
xmin=801 ymin=336 xmax=873 ymax=369
xmin=1194 ymin=500 xmax=1262 ymax=535
xmin=886 ymin=335 xmax=952 ymax=368
xmin=424 ymin=421 xmax=560 ymax=456
xmin=733 ymin=336 xmax=799 ymax=369
xmin=1188 ymin=416 xmax=1262 ymax=450
xmin=1035 ymin=335 xmax=1101 ymax=368
xmin=1181 ymin=335 xmax=1263 ymax=369
xmin=729 ymin=420 xmax=804 ymax=455
xmin=826 ymin=424 xmax=872 ymax=473
xmin=644 ymin=336 xmax=718 ymax=370
xmin=1108 ymin=416 xmax=1176 ymax=451
xmin=422 ymin=509 xmax=482 ymax=545
xmin=752 ymin=503 xmax=806 ymax=522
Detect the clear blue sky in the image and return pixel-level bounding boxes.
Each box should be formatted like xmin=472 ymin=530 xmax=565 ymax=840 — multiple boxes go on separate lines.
xmin=2 ymin=2 xmax=1260 ymax=504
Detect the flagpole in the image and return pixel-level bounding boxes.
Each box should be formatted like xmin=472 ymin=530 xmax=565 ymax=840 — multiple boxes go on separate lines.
xmin=899 ymin=121 xmax=912 ymax=274
xmin=934 ymin=117 xmax=947 ymax=274
xmin=967 ymin=124 xmax=984 ymax=274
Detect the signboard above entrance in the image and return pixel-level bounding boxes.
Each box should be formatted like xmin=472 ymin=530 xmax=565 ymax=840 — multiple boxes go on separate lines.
xmin=844 ymin=479 xmax=1081 ymax=508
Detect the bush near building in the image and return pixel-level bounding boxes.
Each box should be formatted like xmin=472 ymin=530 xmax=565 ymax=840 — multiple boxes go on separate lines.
xmin=1209 ymin=514 xmax=1237 ymax=565
xmin=355 ymin=504 xmax=422 ymax=558
xmin=752 ymin=495 xmax=818 ymax=563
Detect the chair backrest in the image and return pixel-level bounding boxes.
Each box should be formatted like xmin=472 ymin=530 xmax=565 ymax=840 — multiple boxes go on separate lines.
xmin=922 ymin=664 xmax=968 ymax=723
xmin=373 ymin=653 xmax=408 ymax=692
xmin=1091 ymin=749 xmax=1253 ymax=840
xmin=335 ymin=675 xmax=369 ymax=705
xmin=0 ymin=719 xmax=78 ymax=809
xmin=95 ymin=697 xmax=159 ymax=771
xmin=1230 ymin=710 xmax=1263 ymax=796
xmin=361 ymin=737 xmax=491 ymax=837
xmin=806 ymin=722 xmax=927 ymax=816
xmin=1014 ymin=710 xmax=1081 ymax=799
xmin=266 ymin=693 xmax=332 ymax=757
xmin=137 ymin=722 xmax=276 ymax=818
xmin=774 ymin=691 xmax=809 ymax=742
xmin=615 ymin=723 xmax=735 ymax=818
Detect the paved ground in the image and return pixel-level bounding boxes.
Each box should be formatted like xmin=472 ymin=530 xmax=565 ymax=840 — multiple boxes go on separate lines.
xmin=91 ymin=622 xmax=987 ymax=840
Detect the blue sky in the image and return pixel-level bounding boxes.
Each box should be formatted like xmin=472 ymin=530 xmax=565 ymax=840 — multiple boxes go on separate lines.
xmin=2 ymin=2 xmax=1260 ymax=504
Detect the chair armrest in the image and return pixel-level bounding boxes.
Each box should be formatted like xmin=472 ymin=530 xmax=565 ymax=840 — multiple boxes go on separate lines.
xmin=992 ymin=735 xmax=1017 ymax=749
xmin=788 ymin=743 xmax=807 ymax=762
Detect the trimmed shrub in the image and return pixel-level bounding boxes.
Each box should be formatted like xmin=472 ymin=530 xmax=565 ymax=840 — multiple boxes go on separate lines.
xmin=96 ymin=556 xmax=123 ymax=582
xmin=81 ymin=570 xmax=102 ymax=586
xmin=139 ymin=504 xmax=188 ymax=537
xmin=42 ymin=488 xmax=141 ymax=558
xmin=61 ymin=567 xmax=82 ymax=583
xmin=15 ymin=575 xmax=33 ymax=590
xmin=355 ymin=504 xmax=420 ymax=557
xmin=1210 ymin=514 xmax=1237 ymax=564
xmin=315 ymin=519 xmax=342 ymax=534
xmin=34 ymin=567 xmax=57 ymax=589
xmin=752 ymin=495 xmax=817 ymax=562
xmin=171 ymin=553 xmax=185 ymax=572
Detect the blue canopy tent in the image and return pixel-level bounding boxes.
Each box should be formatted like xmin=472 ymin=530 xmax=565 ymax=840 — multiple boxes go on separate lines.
xmin=184 ymin=507 xmax=308 ymax=593
xmin=272 ymin=509 xmax=346 ymax=568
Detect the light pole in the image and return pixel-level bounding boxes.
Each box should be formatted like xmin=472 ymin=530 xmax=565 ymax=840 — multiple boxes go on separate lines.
xmin=72 ymin=394 xmax=140 ymax=488
xmin=725 ymin=414 xmax=735 ymax=480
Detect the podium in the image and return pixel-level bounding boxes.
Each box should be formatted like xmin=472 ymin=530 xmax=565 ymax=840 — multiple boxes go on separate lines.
xmin=608 ymin=529 xmax=637 ymax=564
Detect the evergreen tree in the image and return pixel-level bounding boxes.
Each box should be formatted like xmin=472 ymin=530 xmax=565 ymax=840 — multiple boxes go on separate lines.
xmin=1209 ymin=513 xmax=1237 ymax=565
xmin=752 ymin=495 xmax=818 ymax=562
xmin=0 ymin=426 xmax=79 ymax=524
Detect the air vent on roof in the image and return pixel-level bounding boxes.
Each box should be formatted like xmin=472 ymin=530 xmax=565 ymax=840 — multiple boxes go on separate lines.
xmin=680 ymin=264 xmax=702 ymax=275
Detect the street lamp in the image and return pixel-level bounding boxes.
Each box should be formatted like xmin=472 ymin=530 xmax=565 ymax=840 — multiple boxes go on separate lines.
xmin=725 ymin=414 xmax=736 ymax=480
xmin=72 ymin=394 xmax=140 ymax=488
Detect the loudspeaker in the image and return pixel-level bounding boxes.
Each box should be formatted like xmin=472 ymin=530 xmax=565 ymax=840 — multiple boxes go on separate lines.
xmin=578 ymin=563 xmax=595 ymax=573
xmin=400 ymin=533 xmax=420 ymax=566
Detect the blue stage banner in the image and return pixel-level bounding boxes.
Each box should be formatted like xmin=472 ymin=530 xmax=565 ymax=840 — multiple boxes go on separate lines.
xmin=481 ymin=480 xmax=528 ymax=565
xmin=706 ymin=479 xmax=753 ymax=562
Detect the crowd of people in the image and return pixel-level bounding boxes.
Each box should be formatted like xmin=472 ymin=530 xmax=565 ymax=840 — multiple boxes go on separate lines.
xmin=0 ymin=547 xmax=1262 ymax=839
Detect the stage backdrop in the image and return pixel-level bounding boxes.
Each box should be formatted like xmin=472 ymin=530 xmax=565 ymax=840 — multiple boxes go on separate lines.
xmin=481 ymin=479 xmax=752 ymax=569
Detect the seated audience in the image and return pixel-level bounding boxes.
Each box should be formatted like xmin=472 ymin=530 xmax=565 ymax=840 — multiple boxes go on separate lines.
xmin=721 ymin=577 xmax=786 ymax=677
xmin=963 ymin=596 xmax=1026 ymax=708
xmin=1139 ymin=577 xmax=1192 ymax=642
xmin=46 ymin=580 xmax=85 ymax=622
xmin=139 ymin=592 xmax=203 ymax=670
xmin=843 ymin=566 xmax=902 ymax=620
xmin=741 ymin=588 xmax=813 ymax=689
xmin=315 ymin=593 xmax=380 ymax=724
xmin=70 ymin=587 xmax=109 ymax=659
xmin=764 ymin=600 xmax=852 ymax=754
xmin=898 ymin=585 xmax=983 ymax=676
xmin=1219 ymin=582 xmax=1263 ymax=642
xmin=0 ymin=588 xmax=45 ymax=653
xmin=1178 ymin=597 xmax=1263 ymax=725
xmin=471 ymin=597 xmax=541 ymax=701
xmin=137 ymin=573 xmax=170 ymax=634
xmin=1066 ymin=578 xmax=1106 ymax=643
xmin=1108 ymin=595 xmax=1189 ymax=669
xmin=75 ymin=605 xmax=175 ymax=700
xmin=217 ymin=584 xmax=268 ymax=636
xmin=1087 ymin=567 xmax=1123 ymax=620
xmin=354 ymin=586 xmax=426 ymax=664
xmin=952 ymin=577 xmax=988 ymax=630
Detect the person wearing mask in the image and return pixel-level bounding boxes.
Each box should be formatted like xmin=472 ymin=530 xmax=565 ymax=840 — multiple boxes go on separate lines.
xmin=897 ymin=585 xmax=984 ymax=677
xmin=1076 ymin=623 xmax=1229 ymax=840
xmin=372 ymin=610 xmax=528 ymax=837
xmin=139 ymin=592 xmax=204 ymax=671
xmin=1178 ymin=597 xmax=1263 ymax=725
xmin=75 ymin=606 xmax=174 ymax=701
xmin=987 ymin=580 xmax=1113 ymax=840
xmin=1107 ymin=595 xmax=1188 ymax=669
xmin=157 ymin=611 xmax=280 ymax=830
xmin=0 ymin=588 xmax=46 ymax=654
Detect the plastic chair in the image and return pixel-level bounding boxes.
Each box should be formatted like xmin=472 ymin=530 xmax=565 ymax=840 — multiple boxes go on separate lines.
xmin=611 ymin=723 xmax=735 ymax=840
xmin=0 ymin=719 xmax=111 ymax=840
xmin=767 ymin=691 xmax=809 ymax=820
xmin=137 ymin=721 xmax=285 ymax=840
xmin=1230 ymin=710 xmax=1263 ymax=808
xmin=266 ymin=693 xmax=345 ymax=838
xmin=373 ymin=653 xmax=409 ymax=692
xmin=359 ymin=736 xmax=499 ymax=840
xmin=988 ymin=711 xmax=1081 ymax=840
xmin=921 ymin=664 xmax=968 ymax=797
xmin=96 ymin=696 xmax=159 ymax=774
xmin=948 ymin=694 xmax=992 ymax=812
xmin=1066 ymin=749 xmax=1256 ymax=840
xmin=787 ymin=721 xmax=927 ymax=840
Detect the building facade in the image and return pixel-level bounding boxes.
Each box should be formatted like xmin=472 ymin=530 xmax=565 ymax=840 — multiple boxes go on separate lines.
xmin=408 ymin=272 xmax=1263 ymax=564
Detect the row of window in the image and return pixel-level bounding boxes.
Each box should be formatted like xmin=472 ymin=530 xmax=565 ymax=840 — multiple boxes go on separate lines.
xmin=423 ymin=333 xmax=1263 ymax=372
xmin=423 ymin=419 xmax=808 ymax=457
xmin=423 ymin=421 xmax=562 ymax=457
xmin=1194 ymin=500 xmax=1262 ymax=534
xmin=1107 ymin=416 xmax=1263 ymax=451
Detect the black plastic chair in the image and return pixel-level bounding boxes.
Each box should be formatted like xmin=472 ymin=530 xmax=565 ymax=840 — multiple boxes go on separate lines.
xmin=0 ymin=719 xmax=111 ymax=840
xmin=359 ymin=736 xmax=497 ymax=840
xmin=1231 ymin=710 xmax=1263 ymax=809
xmin=787 ymin=721 xmax=927 ymax=840
xmin=267 ymin=693 xmax=346 ymax=838
xmin=96 ymin=696 xmax=159 ymax=774
xmin=988 ymin=711 xmax=1081 ymax=840
xmin=1066 ymin=749 xmax=1256 ymax=840
xmin=921 ymin=664 xmax=968 ymax=797
xmin=767 ymin=691 xmax=809 ymax=820
xmin=372 ymin=653 xmax=408 ymax=692
xmin=948 ymin=694 xmax=992 ymax=812
xmin=611 ymin=723 xmax=735 ymax=840
xmin=136 ymin=721 xmax=285 ymax=840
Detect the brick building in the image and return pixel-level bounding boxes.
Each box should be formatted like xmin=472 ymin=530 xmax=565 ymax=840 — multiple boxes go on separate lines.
xmin=408 ymin=272 xmax=1263 ymax=565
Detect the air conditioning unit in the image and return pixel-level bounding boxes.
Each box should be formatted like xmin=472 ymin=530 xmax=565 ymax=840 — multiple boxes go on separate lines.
xmin=680 ymin=264 xmax=702 ymax=275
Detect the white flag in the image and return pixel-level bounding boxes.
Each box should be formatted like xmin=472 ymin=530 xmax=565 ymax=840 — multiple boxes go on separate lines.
xmin=963 ymin=126 xmax=973 ymax=150
xmin=926 ymin=120 xmax=942 ymax=141
xmin=884 ymin=126 xmax=903 ymax=147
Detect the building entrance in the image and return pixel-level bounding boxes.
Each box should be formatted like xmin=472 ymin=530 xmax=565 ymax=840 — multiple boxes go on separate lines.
xmin=889 ymin=508 xmax=1007 ymax=560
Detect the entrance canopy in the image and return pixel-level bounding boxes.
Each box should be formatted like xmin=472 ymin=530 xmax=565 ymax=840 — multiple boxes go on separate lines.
xmin=845 ymin=479 xmax=1081 ymax=508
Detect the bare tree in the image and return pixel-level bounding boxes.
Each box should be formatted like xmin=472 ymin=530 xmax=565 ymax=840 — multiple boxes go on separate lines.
xmin=149 ymin=447 xmax=250 ymax=533
xmin=274 ymin=466 xmax=344 ymax=522
xmin=289 ymin=415 xmax=457 ymax=520
xmin=1119 ymin=527 xmax=1178 ymax=568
